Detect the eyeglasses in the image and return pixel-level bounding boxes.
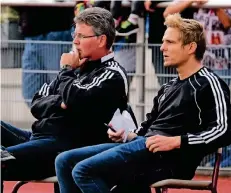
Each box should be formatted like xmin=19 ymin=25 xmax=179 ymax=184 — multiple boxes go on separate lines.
xmin=71 ymin=32 xmax=102 ymax=40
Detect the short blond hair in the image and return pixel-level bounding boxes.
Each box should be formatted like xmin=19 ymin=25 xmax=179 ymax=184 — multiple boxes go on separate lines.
xmin=164 ymin=14 xmax=206 ymax=61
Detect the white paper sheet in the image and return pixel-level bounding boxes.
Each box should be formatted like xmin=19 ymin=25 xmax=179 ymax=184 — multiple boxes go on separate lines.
xmin=109 ymin=108 xmax=137 ymax=142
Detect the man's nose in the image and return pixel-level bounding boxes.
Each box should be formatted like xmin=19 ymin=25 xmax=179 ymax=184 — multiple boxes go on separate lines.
xmin=160 ymin=43 xmax=165 ymax=52
xmin=73 ymin=38 xmax=80 ymax=45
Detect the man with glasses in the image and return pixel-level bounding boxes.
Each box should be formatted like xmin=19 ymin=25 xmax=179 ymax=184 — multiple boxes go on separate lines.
xmin=1 ymin=7 xmax=129 ymax=191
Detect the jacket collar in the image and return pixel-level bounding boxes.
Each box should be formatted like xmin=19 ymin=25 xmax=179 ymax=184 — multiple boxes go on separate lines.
xmin=101 ymin=52 xmax=114 ymax=63
xmin=79 ymin=52 xmax=114 ymax=73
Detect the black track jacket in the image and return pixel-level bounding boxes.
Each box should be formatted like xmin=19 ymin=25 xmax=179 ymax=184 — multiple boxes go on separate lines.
xmin=30 ymin=52 xmax=128 ymax=145
xmin=135 ymin=67 xmax=231 ymax=179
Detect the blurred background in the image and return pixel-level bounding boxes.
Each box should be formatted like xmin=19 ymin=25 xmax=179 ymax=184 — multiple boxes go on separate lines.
xmin=1 ymin=0 xmax=231 ymax=189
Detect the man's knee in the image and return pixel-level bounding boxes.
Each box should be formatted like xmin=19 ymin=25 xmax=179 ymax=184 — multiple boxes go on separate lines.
xmin=1 ymin=121 xmax=30 ymax=147
xmin=55 ymin=151 xmax=73 ymax=172
xmin=72 ymin=160 xmax=90 ymax=183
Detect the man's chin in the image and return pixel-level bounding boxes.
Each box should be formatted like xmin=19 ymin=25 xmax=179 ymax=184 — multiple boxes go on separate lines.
xmin=164 ymin=62 xmax=171 ymax=67
xmin=164 ymin=62 xmax=177 ymax=68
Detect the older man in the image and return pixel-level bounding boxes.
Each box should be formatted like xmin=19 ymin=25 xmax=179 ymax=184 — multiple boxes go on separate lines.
xmin=1 ymin=7 xmax=128 ymax=187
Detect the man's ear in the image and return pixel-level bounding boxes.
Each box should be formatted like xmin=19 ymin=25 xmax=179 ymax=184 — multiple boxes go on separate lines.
xmin=98 ymin=35 xmax=107 ymax=48
xmin=188 ymin=42 xmax=197 ymax=55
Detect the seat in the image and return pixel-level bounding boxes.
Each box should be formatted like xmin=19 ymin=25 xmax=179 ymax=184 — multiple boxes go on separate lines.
xmin=10 ymin=148 xmax=222 ymax=193
xmin=151 ymin=148 xmax=222 ymax=193
xmin=11 ymin=177 xmax=58 ymax=193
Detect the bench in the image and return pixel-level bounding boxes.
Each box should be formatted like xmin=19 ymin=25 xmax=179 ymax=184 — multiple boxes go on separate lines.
xmin=10 ymin=148 xmax=222 ymax=193
xmin=11 ymin=177 xmax=58 ymax=193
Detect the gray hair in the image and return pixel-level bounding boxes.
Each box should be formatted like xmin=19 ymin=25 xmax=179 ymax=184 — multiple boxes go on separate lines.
xmin=74 ymin=7 xmax=115 ymax=49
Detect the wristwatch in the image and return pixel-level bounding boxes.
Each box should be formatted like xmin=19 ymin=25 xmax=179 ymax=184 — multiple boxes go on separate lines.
xmin=61 ymin=64 xmax=72 ymax=70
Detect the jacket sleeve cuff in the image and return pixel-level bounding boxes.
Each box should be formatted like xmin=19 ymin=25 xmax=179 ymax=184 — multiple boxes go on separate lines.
xmin=59 ymin=68 xmax=76 ymax=79
xmin=181 ymin=135 xmax=189 ymax=149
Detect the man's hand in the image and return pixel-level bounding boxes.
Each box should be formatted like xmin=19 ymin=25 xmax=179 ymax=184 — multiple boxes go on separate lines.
xmin=107 ymin=128 xmax=125 ymax=143
xmin=193 ymin=0 xmax=208 ymax=6
xmin=61 ymin=102 xmax=67 ymax=109
xmin=107 ymin=124 xmax=138 ymax=143
xmin=60 ymin=51 xmax=88 ymax=69
xmin=214 ymin=8 xmax=231 ymax=29
xmin=146 ymin=135 xmax=181 ymax=153
xmin=144 ymin=0 xmax=154 ymax=12
xmin=107 ymin=128 xmax=138 ymax=142
xmin=60 ymin=51 xmax=80 ymax=69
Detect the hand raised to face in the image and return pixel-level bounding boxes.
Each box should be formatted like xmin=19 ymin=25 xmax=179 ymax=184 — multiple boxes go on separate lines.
xmin=60 ymin=50 xmax=88 ymax=69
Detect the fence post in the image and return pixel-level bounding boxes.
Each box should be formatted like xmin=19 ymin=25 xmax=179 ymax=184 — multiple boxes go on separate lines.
xmin=134 ymin=17 xmax=145 ymax=124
